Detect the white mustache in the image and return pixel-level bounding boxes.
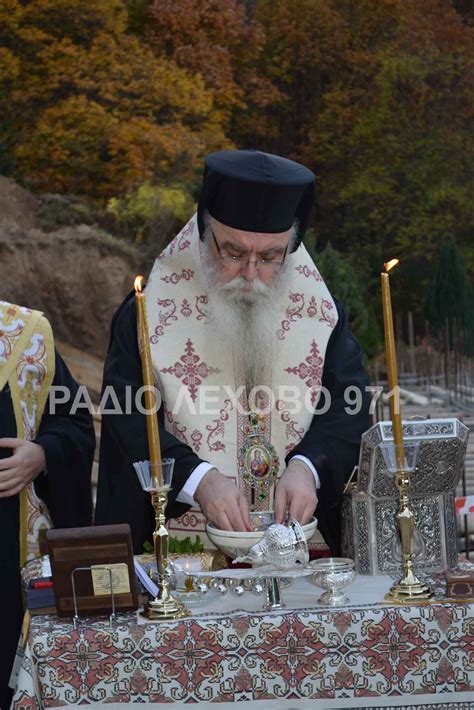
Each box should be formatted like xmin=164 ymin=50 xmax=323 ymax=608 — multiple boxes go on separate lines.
xmin=219 ymin=276 xmax=271 ymax=298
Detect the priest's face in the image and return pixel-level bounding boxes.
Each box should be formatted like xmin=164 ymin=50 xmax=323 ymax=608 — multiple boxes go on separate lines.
xmin=201 ymin=217 xmax=294 ymax=390
xmin=209 ymin=219 xmax=291 ymax=287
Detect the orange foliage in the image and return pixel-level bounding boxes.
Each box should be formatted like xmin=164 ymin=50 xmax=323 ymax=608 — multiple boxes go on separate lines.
xmin=1 ymin=0 xmax=228 ymax=197
xmin=145 ymin=0 xmax=280 ymax=128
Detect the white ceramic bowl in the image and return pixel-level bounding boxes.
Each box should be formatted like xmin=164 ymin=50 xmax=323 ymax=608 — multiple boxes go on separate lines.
xmin=206 ymin=511 xmax=318 ymax=559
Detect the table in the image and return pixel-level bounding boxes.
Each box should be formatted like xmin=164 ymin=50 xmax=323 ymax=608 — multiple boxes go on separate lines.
xmin=11 ymin=575 xmax=474 ymax=708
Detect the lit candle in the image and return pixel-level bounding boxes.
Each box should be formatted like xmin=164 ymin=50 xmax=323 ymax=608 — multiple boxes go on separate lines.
xmin=380 ymin=259 xmax=405 ymax=470
xmin=134 ymin=275 xmax=162 ymax=486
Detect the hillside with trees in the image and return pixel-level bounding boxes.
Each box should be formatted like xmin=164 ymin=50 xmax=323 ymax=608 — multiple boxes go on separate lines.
xmin=1 ymin=0 xmax=473 ymax=356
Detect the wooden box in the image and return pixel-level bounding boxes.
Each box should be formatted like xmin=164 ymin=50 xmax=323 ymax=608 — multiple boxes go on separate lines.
xmin=46 ymin=524 xmax=138 ymax=617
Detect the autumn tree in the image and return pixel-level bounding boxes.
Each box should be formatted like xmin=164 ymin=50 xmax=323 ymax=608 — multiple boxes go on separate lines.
xmin=144 ymin=0 xmax=279 ymax=135
xmin=301 ymin=0 xmax=474 ymax=320
xmin=249 ymin=0 xmax=350 ymax=154
xmin=0 ymin=0 xmax=228 ymax=197
xmin=107 ymin=181 xmax=195 ymax=252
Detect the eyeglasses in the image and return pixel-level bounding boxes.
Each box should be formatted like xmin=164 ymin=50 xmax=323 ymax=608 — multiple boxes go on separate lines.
xmin=211 ymin=230 xmax=288 ymax=272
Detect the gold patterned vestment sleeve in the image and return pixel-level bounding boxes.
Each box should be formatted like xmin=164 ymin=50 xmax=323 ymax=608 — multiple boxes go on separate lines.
xmin=0 ymin=301 xmax=56 ymax=564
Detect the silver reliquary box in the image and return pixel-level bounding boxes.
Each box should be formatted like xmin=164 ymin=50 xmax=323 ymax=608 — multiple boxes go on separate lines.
xmin=342 ymin=418 xmax=469 ymax=574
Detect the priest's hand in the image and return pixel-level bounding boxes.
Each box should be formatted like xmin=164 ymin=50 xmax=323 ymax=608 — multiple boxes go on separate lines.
xmin=274 ymin=459 xmax=318 ymax=525
xmin=0 ymin=438 xmax=46 ymax=497
xmin=194 ymin=468 xmax=252 ymax=532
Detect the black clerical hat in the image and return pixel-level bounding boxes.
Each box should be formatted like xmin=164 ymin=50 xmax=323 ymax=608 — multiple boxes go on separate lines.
xmin=197 ymin=149 xmax=315 ymax=252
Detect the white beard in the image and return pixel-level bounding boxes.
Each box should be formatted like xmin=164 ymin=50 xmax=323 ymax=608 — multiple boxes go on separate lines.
xmin=200 ymin=235 xmax=291 ymax=394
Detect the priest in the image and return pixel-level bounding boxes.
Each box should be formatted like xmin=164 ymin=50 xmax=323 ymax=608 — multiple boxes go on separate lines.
xmin=0 ymin=301 xmax=95 ymax=709
xmin=96 ymin=149 xmax=370 ymax=555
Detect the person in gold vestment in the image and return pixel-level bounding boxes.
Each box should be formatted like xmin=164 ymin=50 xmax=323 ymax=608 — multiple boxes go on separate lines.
xmin=0 ymin=300 xmax=95 ymax=709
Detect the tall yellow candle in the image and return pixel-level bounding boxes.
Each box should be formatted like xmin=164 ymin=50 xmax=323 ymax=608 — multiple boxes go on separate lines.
xmin=380 ymin=259 xmax=405 ymax=470
xmin=134 ymin=275 xmax=162 ymax=486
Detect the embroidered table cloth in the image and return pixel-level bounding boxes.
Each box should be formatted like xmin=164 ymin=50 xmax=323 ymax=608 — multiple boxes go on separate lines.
xmin=12 ymin=575 xmax=474 ymax=708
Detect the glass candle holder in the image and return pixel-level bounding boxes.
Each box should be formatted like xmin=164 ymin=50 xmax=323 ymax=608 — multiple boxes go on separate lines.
xmin=379 ymin=441 xmax=419 ymax=474
xmin=134 ymin=458 xmax=175 ymax=491
xmin=133 ymin=458 xmax=188 ymax=620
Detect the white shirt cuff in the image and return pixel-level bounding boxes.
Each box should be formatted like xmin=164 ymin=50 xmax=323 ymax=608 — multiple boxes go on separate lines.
xmin=176 ymin=462 xmax=214 ymax=507
xmin=290 ymin=455 xmax=320 ymax=489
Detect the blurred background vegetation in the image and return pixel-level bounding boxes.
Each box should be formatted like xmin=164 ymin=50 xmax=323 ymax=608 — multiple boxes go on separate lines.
xmin=1 ymin=0 xmax=474 ymax=358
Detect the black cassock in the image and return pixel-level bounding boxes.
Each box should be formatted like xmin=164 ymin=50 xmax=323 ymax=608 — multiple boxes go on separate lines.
xmin=96 ymin=292 xmax=370 ymax=556
xmin=0 ymin=353 xmax=95 ymax=709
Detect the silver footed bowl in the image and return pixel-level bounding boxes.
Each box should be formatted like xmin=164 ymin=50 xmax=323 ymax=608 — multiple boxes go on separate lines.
xmin=309 ymin=557 xmax=355 ymax=606
xmin=206 ymin=511 xmax=318 ymax=560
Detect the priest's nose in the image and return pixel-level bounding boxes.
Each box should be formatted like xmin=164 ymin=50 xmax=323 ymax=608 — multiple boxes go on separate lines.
xmin=242 ymin=259 xmax=258 ymax=282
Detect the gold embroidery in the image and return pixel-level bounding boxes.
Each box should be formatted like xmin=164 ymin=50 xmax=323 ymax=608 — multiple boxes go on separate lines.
xmin=0 ymin=302 xmax=55 ymax=564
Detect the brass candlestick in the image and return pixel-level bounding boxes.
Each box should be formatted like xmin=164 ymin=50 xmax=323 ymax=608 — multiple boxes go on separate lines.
xmin=380 ymin=441 xmax=432 ymax=602
xmin=145 ymin=484 xmax=188 ymax=620
xmin=385 ymin=471 xmax=432 ymax=601
xmin=134 ymin=458 xmax=188 ymax=620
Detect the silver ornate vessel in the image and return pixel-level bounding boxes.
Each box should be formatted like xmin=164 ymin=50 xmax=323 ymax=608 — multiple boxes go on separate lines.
xmin=309 ymin=558 xmax=356 ymax=606
xmin=342 ymin=418 xmax=468 ymax=574
xmin=235 ymin=520 xmax=310 ymax=610
xmin=235 ymin=520 xmax=309 ymax=569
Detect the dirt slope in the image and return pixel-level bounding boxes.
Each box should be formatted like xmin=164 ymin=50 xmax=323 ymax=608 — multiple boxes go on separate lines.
xmin=0 ymin=177 xmax=141 ymax=357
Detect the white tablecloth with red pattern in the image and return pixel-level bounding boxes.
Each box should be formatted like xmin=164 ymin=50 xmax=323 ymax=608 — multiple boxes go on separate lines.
xmin=11 ymin=575 xmax=474 ymax=708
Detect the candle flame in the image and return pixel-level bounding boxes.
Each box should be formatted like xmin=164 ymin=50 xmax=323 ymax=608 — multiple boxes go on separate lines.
xmin=134 ymin=275 xmax=145 ymax=293
xmin=384 ymin=259 xmax=399 ymax=273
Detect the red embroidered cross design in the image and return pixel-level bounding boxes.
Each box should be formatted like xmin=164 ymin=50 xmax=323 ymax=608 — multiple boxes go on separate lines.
xmin=160 ymin=339 xmax=220 ymax=402
xmin=284 ymin=340 xmax=323 ymax=405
